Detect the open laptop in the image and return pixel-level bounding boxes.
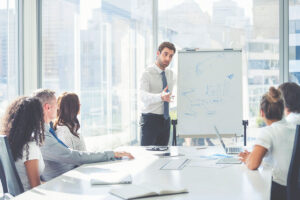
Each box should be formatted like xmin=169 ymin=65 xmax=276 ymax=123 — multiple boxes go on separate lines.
xmin=214 ymin=126 xmax=243 ymax=154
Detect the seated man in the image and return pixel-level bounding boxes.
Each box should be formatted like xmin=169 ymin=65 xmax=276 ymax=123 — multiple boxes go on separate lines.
xmin=33 ymin=89 xmax=133 ymax=181
xmin=278 ymin=82 xmax=300 ymax=124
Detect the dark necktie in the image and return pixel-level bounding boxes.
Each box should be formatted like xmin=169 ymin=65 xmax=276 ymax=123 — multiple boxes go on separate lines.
xmin=161 ymin=71 xmax=169 ymax=120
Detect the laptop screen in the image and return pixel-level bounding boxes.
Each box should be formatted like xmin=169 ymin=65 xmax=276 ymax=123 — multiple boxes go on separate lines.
xmin=214 ymin=126 xmax=227 ymax=152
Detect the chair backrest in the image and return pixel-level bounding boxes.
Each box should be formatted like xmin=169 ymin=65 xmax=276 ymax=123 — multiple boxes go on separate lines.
xmin=0 ymin=135 xmax=24 ymax=196
xmin=0 ymin=158 xmax=8 ymax=194
xmin=287 ymin=125 xmax=300 ymax=200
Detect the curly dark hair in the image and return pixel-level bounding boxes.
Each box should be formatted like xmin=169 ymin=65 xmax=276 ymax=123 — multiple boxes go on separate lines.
xmin=1 ymin=97 xmax=45 ymax=161
xmin=54 ymin=92 xmax=80 ymax=138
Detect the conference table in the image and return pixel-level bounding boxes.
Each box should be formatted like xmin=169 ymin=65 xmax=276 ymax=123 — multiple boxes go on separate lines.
xmin=12 ymin=146 xmax=272 ymax=200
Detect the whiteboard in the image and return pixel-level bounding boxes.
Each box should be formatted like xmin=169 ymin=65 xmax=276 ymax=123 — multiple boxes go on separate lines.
xmin=177 ymin=50 xmax=243 ymax=137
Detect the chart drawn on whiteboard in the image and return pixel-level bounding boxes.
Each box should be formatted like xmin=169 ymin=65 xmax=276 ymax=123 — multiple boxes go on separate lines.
xmin=182 ymin=74 xmax=234 ymax=118
xmin=177 ymin=50 xmax=243 ymax=136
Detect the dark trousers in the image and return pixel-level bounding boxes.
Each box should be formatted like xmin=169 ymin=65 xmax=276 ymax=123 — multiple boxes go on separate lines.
xmin=271 ymin=181 xmax=287 ymax=200
xmin=140 ymin=113 xmax=170 ymax=146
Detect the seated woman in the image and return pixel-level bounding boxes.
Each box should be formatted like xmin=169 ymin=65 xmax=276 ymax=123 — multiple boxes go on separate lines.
xmin=239 ymin=87 xmax=296 ymax=200
xmin=54 ymin=92 xmax=86 ymax=151
xmin=1 ymin=97 xmax=45 ymax=191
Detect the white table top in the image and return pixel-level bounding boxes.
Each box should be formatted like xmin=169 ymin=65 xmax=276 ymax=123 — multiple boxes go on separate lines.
xmin=12 ymin=146 xmax=271 ymax=200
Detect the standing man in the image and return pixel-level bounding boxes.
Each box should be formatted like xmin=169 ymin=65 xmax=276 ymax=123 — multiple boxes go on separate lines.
xmin=140 ymin=42 xmax=176 ymax=146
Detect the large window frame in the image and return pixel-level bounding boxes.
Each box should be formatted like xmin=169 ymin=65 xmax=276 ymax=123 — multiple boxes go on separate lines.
xmin=20 ymin=0 xmax=292 ymax=144
xmin=0 ymin=0 xmax=22 ymax=113
xmin=36 ymin=0 xmax=153 ymax=150
xmin=23 ymin=1 xmax=292 ymax=88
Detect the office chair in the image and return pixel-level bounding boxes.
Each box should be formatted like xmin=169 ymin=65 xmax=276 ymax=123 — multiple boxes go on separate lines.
xmin=287 ymin=125 xmax=300 ymax=200
xmin=0 ymin=135 xmax=24 ymax=197
xmin=0 ymin=159 xmax=13 ymax=200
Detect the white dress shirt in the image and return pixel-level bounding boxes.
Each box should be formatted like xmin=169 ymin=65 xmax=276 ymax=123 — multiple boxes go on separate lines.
xmin=255 ymin=119 xmax=296 ymax=186
xmin=285 ymin=112 xmax=300 ymax=125
xmin=140 ymin=64 xmax=176 ymax=115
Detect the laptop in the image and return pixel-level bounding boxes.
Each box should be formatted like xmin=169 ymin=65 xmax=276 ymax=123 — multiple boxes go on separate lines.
xmin=214 ymin=126 xmax=243 ymax=154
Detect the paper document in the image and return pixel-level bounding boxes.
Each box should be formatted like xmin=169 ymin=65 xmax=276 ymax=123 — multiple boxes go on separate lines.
xmin=188 ymin=159 xmax=228 ymax=168
xmin=110 ymin=183 xmax=188 ymax=200
xmin=160 ymin=159 xmax=189 ymax=170
xmin=90 ymin=172 xmax=132 ymax=185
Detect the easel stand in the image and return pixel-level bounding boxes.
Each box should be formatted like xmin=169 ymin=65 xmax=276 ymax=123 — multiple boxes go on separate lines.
xmin=171 ymin=119 xmax=177 ymax=146
xmin=242 ymin=120 xmax=248 ymax=146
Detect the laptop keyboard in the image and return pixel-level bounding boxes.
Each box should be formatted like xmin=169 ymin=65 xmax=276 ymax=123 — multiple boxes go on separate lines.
xmin=227 ymin=147 xmax=243 ymax=154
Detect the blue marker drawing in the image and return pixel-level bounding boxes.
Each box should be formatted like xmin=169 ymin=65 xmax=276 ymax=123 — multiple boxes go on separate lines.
xmin=227 ymin=73 xmax=234 ymax=80
xmin=194 ymin=55 xmax=221 ymax=75
xmin=211 ymin=99 xmax=221 ymax=103
xmin=191 ymin=103 xmax=202 ymax=107
xmin=206 ymin=110 xmax=216 ymax=116
xmin=184 ymin=112 xmax=197 ymax=117
xmin=195 ymin=64 xmax=203 ymax=75
xmin=182 ymin=89 xmax=195 ymax=96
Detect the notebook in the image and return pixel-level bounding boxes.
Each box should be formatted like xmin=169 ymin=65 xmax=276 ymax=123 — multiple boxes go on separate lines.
xmin=90 ymin=172 xmax=132 ymax=185
xmin=110 ymin=183 xmax=188 ymax=199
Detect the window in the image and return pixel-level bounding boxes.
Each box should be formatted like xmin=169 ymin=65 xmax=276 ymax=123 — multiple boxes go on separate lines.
xmin=158 ymin=0 xmax=279 ymax=143
xmin=0 ymin=0 xmax=19 ymax=116
xmin=289 ymin=0 xmax=300 ymax=83
xmin=41 ymin=0 xmax=153 ymax=150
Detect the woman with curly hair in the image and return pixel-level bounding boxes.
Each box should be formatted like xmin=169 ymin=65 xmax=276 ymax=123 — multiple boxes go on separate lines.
xmin=54 ymin=92 xmax=86 ymax=151
xmin=1 ymin=97 xmax=45 ymax=191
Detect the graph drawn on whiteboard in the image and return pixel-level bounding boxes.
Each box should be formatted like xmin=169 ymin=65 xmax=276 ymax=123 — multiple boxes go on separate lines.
xmin=177 ymin=50 xmax=243 ymax=137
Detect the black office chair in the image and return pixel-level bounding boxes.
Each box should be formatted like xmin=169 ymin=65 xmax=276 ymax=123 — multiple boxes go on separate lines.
xmin=0 ymin=135 xmax=24 ymax=197
xmin=287 ymin=125 xmax=300 ymax=200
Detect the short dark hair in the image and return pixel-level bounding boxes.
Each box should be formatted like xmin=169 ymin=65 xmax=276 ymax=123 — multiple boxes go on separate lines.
xmin=279 ymin=82 xmax=300 ymax=113
xmin=158 ymin=42 xmax=176 ymax=54
xmin=260 ymin=87 xmax=284 ymax=120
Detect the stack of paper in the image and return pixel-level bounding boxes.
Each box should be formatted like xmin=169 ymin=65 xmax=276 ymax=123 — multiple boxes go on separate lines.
xmin=110 ymin=183 xmax=188 ymax=199
xmin=90 ymin=172 xmax=132 ymax=185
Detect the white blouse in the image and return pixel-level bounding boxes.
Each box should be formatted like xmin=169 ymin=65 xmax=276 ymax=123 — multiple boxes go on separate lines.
xmin=56 ymin=125 xmax=86 ymax=151
xmin=15 ymin=141 xmax=44 ymax=191
xmin=255 ymin=119 xmax=296 ymax=186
